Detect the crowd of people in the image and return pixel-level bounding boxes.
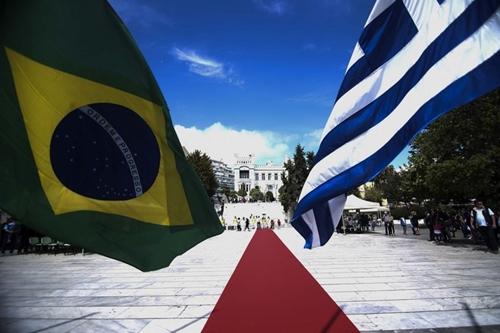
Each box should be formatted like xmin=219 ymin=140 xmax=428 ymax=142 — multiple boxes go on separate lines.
xmin=220 ymin=214 xmax=286 ymax=231
xmin=337 ymin=212 xmax=380 ymax=233
xmin=330 ymin=199 xmax=499 ymax=254
xmin=2 ymin=199 xmax=498 ymax=255
xmin=379 ymin=200 xmax=499 ymax=254
xmin=422 ymin=200 xmax=499 ymax=253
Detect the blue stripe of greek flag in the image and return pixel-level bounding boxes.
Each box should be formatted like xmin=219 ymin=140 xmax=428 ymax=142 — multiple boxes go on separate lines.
xmin=292 ymin=0 xmax=500 ymax=249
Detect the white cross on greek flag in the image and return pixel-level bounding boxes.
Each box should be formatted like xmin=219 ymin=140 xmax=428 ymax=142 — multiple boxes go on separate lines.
xmin=292 ymin=0 xmax=500 ymax=248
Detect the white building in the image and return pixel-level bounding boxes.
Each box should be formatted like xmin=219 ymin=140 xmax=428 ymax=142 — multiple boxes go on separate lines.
xmin=211 ymin=159 xmax=234 ymax=190
xmin=233 ymin=154 xmax=285 ymax=199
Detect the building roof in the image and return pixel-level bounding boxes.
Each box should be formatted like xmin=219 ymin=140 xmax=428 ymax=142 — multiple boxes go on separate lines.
xmin=344 ymin=195 xmax=387 ymax=210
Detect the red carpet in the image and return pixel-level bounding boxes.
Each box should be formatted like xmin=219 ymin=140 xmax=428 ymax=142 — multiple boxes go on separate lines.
xmin=202 ymin=230 xmax=359 ymax=333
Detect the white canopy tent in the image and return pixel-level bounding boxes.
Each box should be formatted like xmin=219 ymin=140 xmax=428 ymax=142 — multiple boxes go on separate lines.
xmin=344 ymin=195 xmax=389 ymax=213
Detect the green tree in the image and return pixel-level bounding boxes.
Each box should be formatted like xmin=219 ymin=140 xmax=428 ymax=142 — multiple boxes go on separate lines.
xmin=220 ymin=186 xmax=231 ymax=198
xmin=249 ymin=186 xmax=264 ymax=202
xmin=400 ymin=155 xmax=429 ymax=204
xmin=278 ymin=159 xmax=294 ymax=213
xmin=186 ymin=150 xmax=218 ymax=197
xmin=279 ymin=145 xmax=315 ymax=214
xmin=363 ymin=186 xmax=384 ymax=204
xmin=237 ymin=185 xmax=247 ymax=198
xmin=228 ymin=190 xmax=238 ymax=202
xmin=293 ymin=145 xmax=308 ymax=187
xmin=373 ymin=165 xmax=404 ymax=204
xmin=265 ymin=191 xmax=275 ymax=202
xmin=405 ymin=89 xmax=500 ymax=205
xmin=218 ymin=185 xmax=235 ymax=203
xmin=306 ymin=151 xmax=315 ymax=171
xmin=347 ymin=187 xmax=362 ymax=197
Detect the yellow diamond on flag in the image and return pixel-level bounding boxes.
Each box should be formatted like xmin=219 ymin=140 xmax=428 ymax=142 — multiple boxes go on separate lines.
xmin=6 ymin=47 xmax=192 ymax=227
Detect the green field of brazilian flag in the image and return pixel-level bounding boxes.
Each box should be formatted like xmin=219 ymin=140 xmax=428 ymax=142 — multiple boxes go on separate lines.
xmin=0 ymin=0 xmax=223 ymax=271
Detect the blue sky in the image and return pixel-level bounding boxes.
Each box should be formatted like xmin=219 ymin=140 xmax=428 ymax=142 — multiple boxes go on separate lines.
xmin=109 ymin=0 xmax=409 ymax=167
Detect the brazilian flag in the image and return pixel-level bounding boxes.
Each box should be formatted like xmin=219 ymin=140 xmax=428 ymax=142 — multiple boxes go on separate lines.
xmin=0 ymin=0 xmax=224 ymax=271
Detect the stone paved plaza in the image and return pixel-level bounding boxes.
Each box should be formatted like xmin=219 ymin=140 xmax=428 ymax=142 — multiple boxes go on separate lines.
xmin=1 ymin=227 xmax=500 ymax=332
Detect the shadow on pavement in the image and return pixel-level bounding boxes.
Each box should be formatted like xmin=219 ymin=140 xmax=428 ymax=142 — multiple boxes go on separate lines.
xmin=462 ymin=302 xmax=483 ymax=333
xmin=172 ymin=311 xmax=211 ymax=333
xmin=30 ymin=312 xmax=99 ymax=333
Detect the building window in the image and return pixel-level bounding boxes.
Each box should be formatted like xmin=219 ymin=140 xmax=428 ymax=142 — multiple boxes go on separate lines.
xmin=255 ymin=173 xmax=259 ymax=181
xmin=268 ymin=173 xmax=272 ymax=180
xmin=267 ymin=185 xmax=273 ymax=191
xmin=239 ymin=170 xmax=249 ymax=179
xmin=274 ymin=173 xmax=278 ymax=180
xmin=261 ymin=173 xmax=265 ymax=180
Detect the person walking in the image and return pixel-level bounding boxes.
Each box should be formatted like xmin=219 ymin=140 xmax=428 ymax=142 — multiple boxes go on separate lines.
xmin=360 ymin=213 xmax=369 ymax=232
xmin=440 ymin=210 xmax=451 ymax=243
xmin=410 ymin=211 xmax=420 ymax=235
xmin=1 ymin=217 xmax=20 ymax=254
xmin=232 ymin=216 xmax=238 ymax=231
xmin=470 ymin=200 xmax=498 ymax=253
xmin=371 ymin=215 xmax=377 ymax=231
xmin=457 ymin=212 xmax=470 ymax=239
xmin=388 ymin=213 xmax=395 ymax=236
xmin=383 ymin=213 xmax=389 ymax=235
xmin=425 ymin=210 xmax=435 ymax=241
xmin=400 ymin=216 xmax=407 ymax=235
xmin=495 ymin=210 xmax=500 ymax=242
xmin=244 ymin=218 xmax=250 ymax=231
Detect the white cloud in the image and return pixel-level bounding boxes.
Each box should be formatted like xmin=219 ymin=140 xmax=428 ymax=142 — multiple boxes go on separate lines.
xmin=303 ymin=128 xmax=323 ymax=151
xmin=253 ymin=0 xmax=289 ymax=15
xmin=172 ymin=48 xmax=244 ymax=85
xmin=303 ymin=43 xmax=318 ymax=50
xmin=172 ymin=48 xmax=224 ymax=77
xmin=288 ymin=90 xmax=335 ymax=108
xmin=175 ymin=123 xmax=318 ymax=166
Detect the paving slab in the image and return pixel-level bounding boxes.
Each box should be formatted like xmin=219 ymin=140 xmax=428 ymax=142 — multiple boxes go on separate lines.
xmin=0 ymin=226 xmax=499 ymax=332
xmin=277 ymin=228 xmax=500 ymax=332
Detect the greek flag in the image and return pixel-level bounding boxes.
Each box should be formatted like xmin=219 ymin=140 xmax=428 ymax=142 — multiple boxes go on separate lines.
xmin=292 ymin=0 xmax=500 ymax=248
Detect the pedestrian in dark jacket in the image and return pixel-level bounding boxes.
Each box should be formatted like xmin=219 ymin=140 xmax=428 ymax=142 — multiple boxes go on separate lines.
xmin=425 ymin=211 xmax=435 ymax=241
xmin=410 ymin=211 xmax=420 ymax=235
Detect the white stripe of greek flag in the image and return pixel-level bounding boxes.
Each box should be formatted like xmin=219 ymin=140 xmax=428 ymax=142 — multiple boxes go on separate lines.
xmin=292 ymin=0 xmax=500 ymax=249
